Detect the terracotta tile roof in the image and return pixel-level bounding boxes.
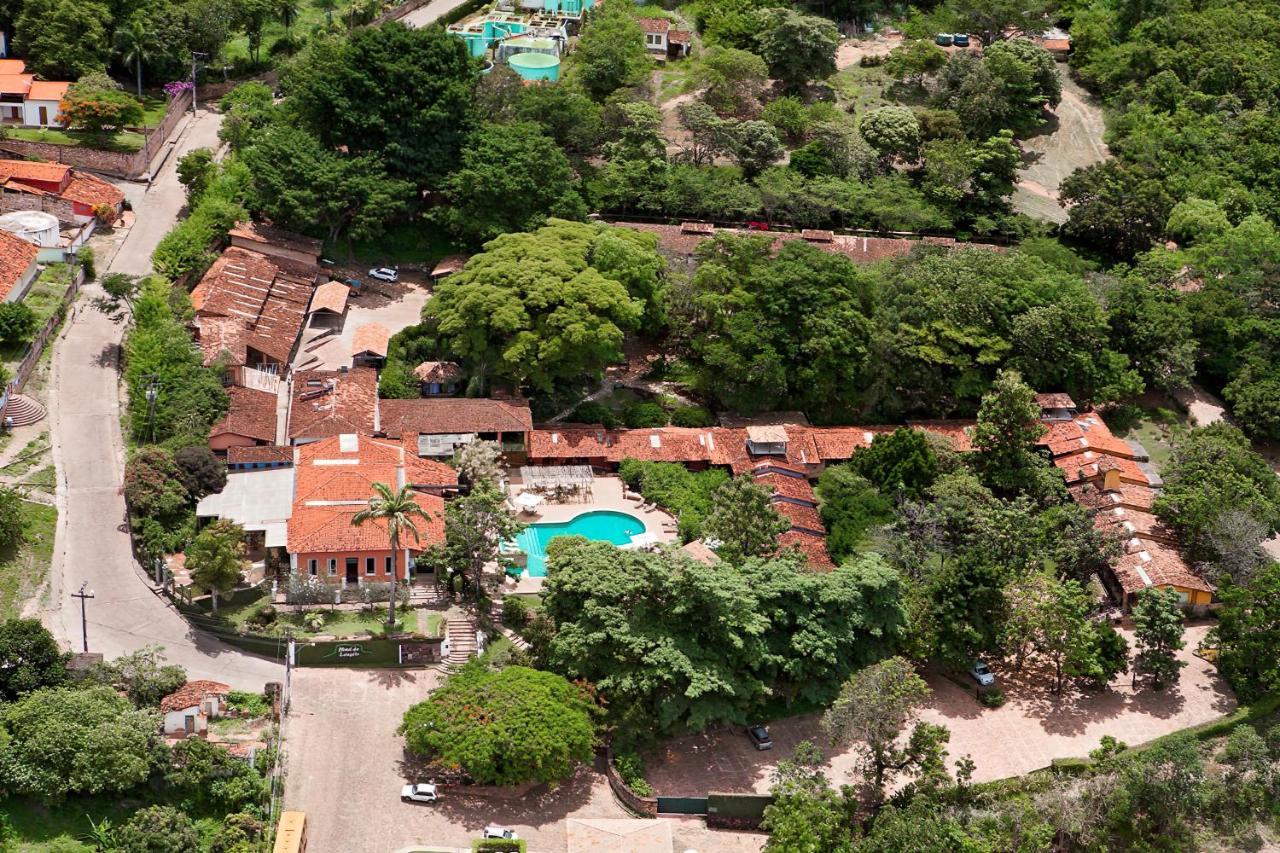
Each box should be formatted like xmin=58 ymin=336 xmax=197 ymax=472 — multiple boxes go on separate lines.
xmin=405 ymin=453 xmax=460 ymax=487
xmin=779 ymin=530 xmax=834 ymax=571
xmin=907 ymin=420 xmax=977 ymax=452
xmin=637 ymin=16 xmax=670 ymax=32
xmin=808 ymin=426 xmax=893 ymax=461
xmin=160 ymin=680 xmax=230 ymax=713
xmin=227 ymin=445 xmax=293 ymax=465
xmin=380 ymin=398 xmax=533 ymax=438
xmin=288 ymin=368 xmax=378 ymax=442
xmin=1035 ymin=392 xmax=1076 ymax=410
xmin=773 ymin=500 xmax=825 ymax=534
xmin=27 ymin=80 xmax=70 ymax=101
xmin=309 ymin=281 xmax=349 ymax=315
xmin=60 ymin=172 xmax=124 ymax=209
xmin=192 ymin=247 xmax=313 ymax=366
xmin=679 ymin=540 xmax=719 ymax=565
xmin=430 ymin=254 xmax=469 ymax=278
xmin=1054 ymin=452 xmax=1147 ymax=485
xmin=667 ymin=29 xmax=691 ymax=44
xmin=0 ymin=74 xmax=32 ymax=95
xmin=228 ymin=221 xmax=322 ymax=255
xmin=413 ymin=361 xmax=463 ymax=383
xmin=0 ymin=60 xmax=26 ymax=74
xmin=1113 ymin=545 xmax=1213 ymax=596
xmin=211 ymin=386 xmax=278 ymax=443
xmin=287 ymin=434 xmax=446 ymax=554
xmin=528 ymin=427 xmax=615 ymax=460
xmin=0 ymin=158 xmax=69 ymax=184
xmin=0 ymin=228 xmax=38 ymax=301
xmin=753 ymin=469 xmax=818 ymax=504
xmin=351 ymin=323 xmax=390 ymax=358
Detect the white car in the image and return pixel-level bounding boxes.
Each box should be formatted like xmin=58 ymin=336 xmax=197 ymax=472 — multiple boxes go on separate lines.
xmin=483 ymin=826 xmax=519 ymax=840
xmin=368 ymin=266 xmax=399 ymax=282
xmin=401 ymin=783 xmax=439 ymax=803
xmin=968 ymin=660 xmax=996 ymax=687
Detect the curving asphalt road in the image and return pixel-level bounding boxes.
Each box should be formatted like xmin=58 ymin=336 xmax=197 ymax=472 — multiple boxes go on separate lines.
xmin=38 ymin=109 xmax=284 ymax=690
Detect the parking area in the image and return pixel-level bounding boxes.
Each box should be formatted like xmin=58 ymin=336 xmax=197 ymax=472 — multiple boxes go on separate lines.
xmin=293 ymin=275 xmax=430 ymax=372
xmin=644 ymin=622 xmax=1235 ymax=795
xmin=285 ymin=667 xmax=764 ymax=853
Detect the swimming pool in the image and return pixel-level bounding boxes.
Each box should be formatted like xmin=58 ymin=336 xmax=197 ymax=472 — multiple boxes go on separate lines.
xmin=514 ymin=510 xmax=647 ymax=577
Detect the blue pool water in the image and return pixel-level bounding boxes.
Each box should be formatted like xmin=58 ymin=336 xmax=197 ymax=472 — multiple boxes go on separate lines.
xmin=514 ymin=510 xmax=646 ymax=577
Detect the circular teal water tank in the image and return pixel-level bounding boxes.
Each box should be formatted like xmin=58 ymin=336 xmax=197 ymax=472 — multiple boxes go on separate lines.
xmin=508 ymin=52 xmax=560 ymax=82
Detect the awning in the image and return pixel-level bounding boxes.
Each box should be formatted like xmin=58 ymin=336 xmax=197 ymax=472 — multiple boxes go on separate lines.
xmin=514 ymin=492 xmax=545 ymax=512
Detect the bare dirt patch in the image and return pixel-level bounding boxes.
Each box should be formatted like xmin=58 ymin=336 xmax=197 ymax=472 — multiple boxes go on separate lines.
xmin=1014 ymin=71 xmax=1110 ymax=223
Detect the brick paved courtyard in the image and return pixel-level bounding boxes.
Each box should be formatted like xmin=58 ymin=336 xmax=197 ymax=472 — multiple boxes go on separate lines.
xmin=644 ymin=622 xmax=1234 ymax=795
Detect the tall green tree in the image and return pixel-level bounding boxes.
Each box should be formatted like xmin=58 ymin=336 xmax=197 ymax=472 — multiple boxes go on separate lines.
xmin=1211 ymin=563 xmax=1280 ymax=701
xmin=421 ymin=220 xmax=648 ymax=393
xmin=14 ymin=0 xmax=112 ymax=78
xmin=185 ymin=519 xmax=246 ymax=614
xmin=0 ymin=686 xmax=157 ymax=801
xmin=0 ymin=619 xmax=68 ymax=701
xmin=971 ymin=369 xmax=1050 ymax=496
xmin=703 ymin=475 xmax=791 ymax=565
xmin=821 ymin=657 xmax=948 ymax=808
xmin=752 ymin=8 xmax=838 ymax=92
xmin=1131 ymin=586 xmax=1185 ymax=689
xmin=436 ymin=481 xmax=522 ymax=601
xmin=282 ymin=24 xmax=476 ymax=187
xmin=440 ymin=122 xmax=586 ymax=246
xmin=573 ymin=1 xmax=648 ymax=101
xmin=352 ymin=483 xmax=433 ymax=625
xmin=114 ymin=15 xmax=156 ymax=96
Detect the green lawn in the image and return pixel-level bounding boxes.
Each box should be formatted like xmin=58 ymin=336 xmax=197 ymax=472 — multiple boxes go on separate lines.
xmin=224 ymin=3 xmax=356 ymax=64
xmin=4 ymin=126 xmax=145 ymax=152
xmin=139 ymin=95 xmax=168 ymax=127
xmin=2 ymin=794 xmax=236 ymax=851
xmin=0 ymin=501 xmax=57 ymax=620
xmin=217 ymin=590 xmax=425 ymax=638
xmin=22 ymin=465 xmax=55 ymax=490
xmin=1108 ymin=400 xmax=1190 ymax=474
xmin=0 ymin=433 xmax=50 ymax=480
xmin=828 ymin=62 xmax=893 ymax=115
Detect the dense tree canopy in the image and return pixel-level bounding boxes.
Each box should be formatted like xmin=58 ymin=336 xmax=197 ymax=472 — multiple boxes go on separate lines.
xmin=542 ymin=539 xmax=905 ymax=737
xmin=281 ymin=24 xmax=476 ymax=188
xmin=421 ymin=220 xmax=654 ymax=394
xmin=400 ymin=662 xmax=597 ymax=785
xmin=0 ymin=686 xmax=158 ymax=801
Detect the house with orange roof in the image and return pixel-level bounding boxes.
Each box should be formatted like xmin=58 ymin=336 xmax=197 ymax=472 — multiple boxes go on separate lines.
xmin=0 ymin=226 xmax=38 ymax=302
xmin=0 ymin=158 xmax=125 ymax=221
xmin=161 ymin=680 xmax=230 ymax=737
xmin=0 ymin=61 xmax=72 ymax=127
xmin=288 ymin=434 xmax=448 ymax=586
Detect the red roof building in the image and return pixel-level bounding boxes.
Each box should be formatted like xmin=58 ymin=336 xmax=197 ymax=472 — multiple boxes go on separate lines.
xmin=192 ymin=246 xmax=314 ymax=368
xmin=288 ymin=368 xmax=379 ymax=444
xmin=287 ymin=434 xmax=449 ymax=584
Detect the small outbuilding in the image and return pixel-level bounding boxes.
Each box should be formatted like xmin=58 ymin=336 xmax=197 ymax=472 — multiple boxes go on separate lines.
xmin=351 ymin=323 xmax=390 ymax=367
xmin=413 ymin=361 xmax=463 ymax=397
xmin=308 ymin=281 xmax=350 ymax=327
xmin=161 ymin=680 xmax=231 ymax=738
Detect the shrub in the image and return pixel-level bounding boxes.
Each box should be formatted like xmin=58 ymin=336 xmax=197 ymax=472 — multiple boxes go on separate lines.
xmin=0 ymin=302 xmax=36 ymax=347
xmin=616 ymin=460 xmax=730 ymax=541
xmin=473 ymin=840 xmax=526 ymax=853
xmin=502 ymin=596 xmax=530 ymax=628
xmin=569 ymin=400 xmax=620 ymax=427
xmin=77 ymin=245 xmax=96 ymax=279
xmin=670 ymin=405 xmax=714 ymax=427
xmin=226 ymin=690 xmax=271 ymax=717
xmin=623 ymin=401 xmax=669 ymax=428
xmin=114 ymin=806 xmax=199 ymax=853
xmin=980 ymin=688 xmax=1006 ymax=708
xmin=302 ymin=611 xmax=326 ymax=632
xmin=248 ymin=603 xmax=277 ymax=626
xmin=613 ymin=749 xmax=654 ymax=796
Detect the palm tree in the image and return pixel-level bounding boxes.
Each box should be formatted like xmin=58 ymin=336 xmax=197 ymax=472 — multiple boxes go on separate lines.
xmin=114 ymin=16 xmax=155 ymax=98
xmin=352 ymin=483 xmax=431 ymax=626
xmin=278 ymin=0 xmax=300 ymax=33
xmin=313 ymin=0 xmax=337 ymax=27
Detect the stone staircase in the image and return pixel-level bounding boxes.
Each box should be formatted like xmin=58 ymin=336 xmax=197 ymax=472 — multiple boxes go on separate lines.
xmin=444 ymin=617 xmax=477 ymax=669
xmin=409 ymin=583 xmax=449 ymax=605
xmin=3 ymin=395 xmax=45 ymax=427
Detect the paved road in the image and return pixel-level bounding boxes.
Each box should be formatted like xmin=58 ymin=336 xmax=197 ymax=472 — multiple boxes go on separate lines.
xmin=399 ymin=0 xmax=472 ymax=28
xmin=39 ymin=109 xmax=284 ymax=689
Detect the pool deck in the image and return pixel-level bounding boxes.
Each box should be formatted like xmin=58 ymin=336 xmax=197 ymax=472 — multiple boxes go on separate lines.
xmin=502 ymin=475 xmax=678 ymax=593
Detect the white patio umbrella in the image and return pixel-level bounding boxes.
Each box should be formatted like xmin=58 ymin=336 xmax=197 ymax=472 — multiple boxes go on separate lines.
xmin=513 ymin=492 xmax=545 ymax=513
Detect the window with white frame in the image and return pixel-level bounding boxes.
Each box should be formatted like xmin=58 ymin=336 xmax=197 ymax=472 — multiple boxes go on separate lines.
xmin=327 ymin=559 xmax=337 ymax=576
xmin=646 ymin=33 xmax=662 ymax=46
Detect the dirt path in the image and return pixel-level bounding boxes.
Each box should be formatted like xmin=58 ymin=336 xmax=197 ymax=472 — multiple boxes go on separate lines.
xmin=835 ymin=34 xmax=898 ymax=70
xmin=1013 ymin=71 xmax=1109 ymax=223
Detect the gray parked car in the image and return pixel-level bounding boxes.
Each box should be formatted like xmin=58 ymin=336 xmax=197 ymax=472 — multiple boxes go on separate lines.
xmin=968 ymin=660 xmax=995 ymax=687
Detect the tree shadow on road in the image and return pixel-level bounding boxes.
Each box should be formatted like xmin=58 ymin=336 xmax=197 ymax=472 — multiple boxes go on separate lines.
xmin=428 ymin=764 xmax=607 ymax=833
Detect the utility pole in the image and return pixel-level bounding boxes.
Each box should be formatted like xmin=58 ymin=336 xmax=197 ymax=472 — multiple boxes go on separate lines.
xmin=143 ymin=374 xmax=159 ymax=444
xmin=190 ymin=52 xmax=208 ymax=116
xmin=71 ymin=583 xmax=95 ymax=653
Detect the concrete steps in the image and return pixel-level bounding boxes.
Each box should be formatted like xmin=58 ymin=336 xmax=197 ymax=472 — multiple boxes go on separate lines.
xmin=3 ymin=395 xmax=45 ymax=427
xmin=445 ymin=618 xmax=476 ymax=666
